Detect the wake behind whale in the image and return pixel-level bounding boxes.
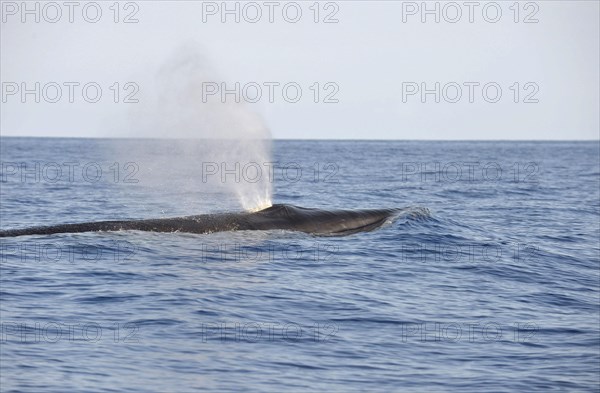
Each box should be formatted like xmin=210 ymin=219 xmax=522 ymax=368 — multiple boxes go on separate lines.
xmin=0 ymin=204 xmax=428 ymax=238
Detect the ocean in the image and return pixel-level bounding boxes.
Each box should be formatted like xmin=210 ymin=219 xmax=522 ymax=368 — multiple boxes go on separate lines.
xmin=0 ymin=138 xmax=599 ymax=392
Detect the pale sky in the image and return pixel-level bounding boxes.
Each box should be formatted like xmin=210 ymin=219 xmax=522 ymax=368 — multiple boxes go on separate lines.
xmin=1 ymin=0 xmax=598 ymax=139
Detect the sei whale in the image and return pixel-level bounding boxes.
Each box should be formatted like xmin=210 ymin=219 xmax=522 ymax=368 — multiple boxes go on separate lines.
xmin=0 ymin=204 xmax=418 ymax=238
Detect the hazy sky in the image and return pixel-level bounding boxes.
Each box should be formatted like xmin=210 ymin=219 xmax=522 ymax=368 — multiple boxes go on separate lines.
xmin=1 ymin=0 xmax=598 ymax=139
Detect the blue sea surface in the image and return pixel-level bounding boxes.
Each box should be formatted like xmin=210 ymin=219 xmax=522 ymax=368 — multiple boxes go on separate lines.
xmin=0 ymin=138 xmax=599 ymax=392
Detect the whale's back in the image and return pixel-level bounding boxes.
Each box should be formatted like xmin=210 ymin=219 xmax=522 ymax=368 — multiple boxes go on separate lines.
xmin=0 ymin=204 xmax=411 ymax=237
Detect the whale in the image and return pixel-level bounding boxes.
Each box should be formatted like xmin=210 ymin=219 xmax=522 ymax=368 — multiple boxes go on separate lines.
xmin=0 ymin=204 xmax=415 ymax=238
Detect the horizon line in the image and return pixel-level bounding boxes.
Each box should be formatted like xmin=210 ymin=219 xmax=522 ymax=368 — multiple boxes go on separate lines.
xmin=0 ymin=135 xmax=598 ymax=142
